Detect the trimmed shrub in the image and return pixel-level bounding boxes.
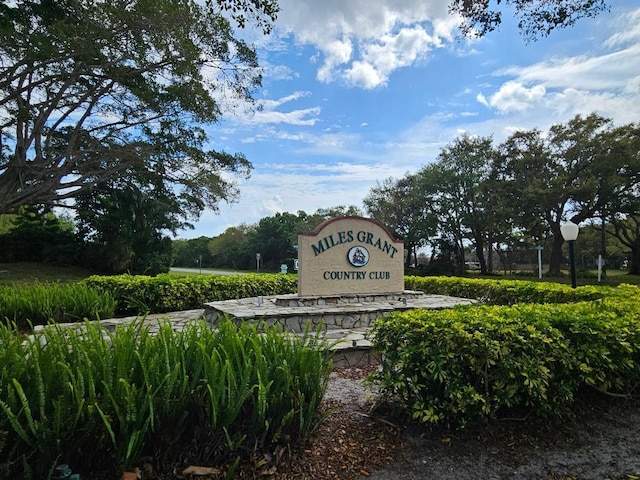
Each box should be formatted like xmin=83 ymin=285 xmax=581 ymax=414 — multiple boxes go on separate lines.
xmin=82 ymin=273 xmax=298 ymax=315
xmin=404 ymin=275 xmax=614 ymax=305
xmin=369 ymin=284 xmax=640 ymax=427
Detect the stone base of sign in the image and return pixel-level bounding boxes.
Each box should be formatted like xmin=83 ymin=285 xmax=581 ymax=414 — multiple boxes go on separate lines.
xmin=204 ymin=291 xmax=475 ymax=367
xmin=273 ymin=291 xmax=424 ymax=307
xmin=203 ymin=291 xmax=475 ymax=333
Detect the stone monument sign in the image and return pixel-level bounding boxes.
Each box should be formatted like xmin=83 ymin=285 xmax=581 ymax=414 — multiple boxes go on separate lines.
xmin=297 ymin=216 xmax=404 ymax=296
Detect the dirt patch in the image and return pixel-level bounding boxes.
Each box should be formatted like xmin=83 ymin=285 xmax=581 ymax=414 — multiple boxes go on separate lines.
xmin=271 ymin=365 xmax=640 ymax=480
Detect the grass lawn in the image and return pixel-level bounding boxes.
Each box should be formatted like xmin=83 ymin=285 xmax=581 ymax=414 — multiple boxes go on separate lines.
xmin=464 ymin=268 xmax=640 ymax=287
xmin=0 ymin=262 xmax=96 ymax=285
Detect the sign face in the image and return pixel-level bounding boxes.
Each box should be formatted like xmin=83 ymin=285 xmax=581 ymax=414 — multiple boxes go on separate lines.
xmin=297 ymin=216 xmax=404 ymax=296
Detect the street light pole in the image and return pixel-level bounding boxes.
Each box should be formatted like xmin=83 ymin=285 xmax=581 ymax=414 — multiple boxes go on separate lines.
xmin=560 ymin=221 xmax=580 ymax=289
xmin=567 ymin=240 xmax=577 ymax=288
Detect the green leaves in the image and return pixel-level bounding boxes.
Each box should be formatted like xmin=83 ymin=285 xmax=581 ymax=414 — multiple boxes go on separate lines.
xmin=82 ymin=272 xmax=297 ymax=315
xmin=0 ymin=317 xmax=331 ymax=478
xmin=0 ymin=282 xmax=117 ymax=329
xmin=404 ymin=274 xmax=612 ymax=305
xmin=370 ymin=283 xmax=640 ymax=428
xmin=450 ymin=0 xmax=609 ymax=41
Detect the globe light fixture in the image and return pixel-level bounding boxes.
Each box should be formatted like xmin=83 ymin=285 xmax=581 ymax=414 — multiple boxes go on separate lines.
xmin=560 ymin=221 xmax=580 ymax=288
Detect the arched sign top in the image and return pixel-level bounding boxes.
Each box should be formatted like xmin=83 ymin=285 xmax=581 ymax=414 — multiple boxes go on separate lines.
xmin=299 ymin=215 xmax=403 ymax=243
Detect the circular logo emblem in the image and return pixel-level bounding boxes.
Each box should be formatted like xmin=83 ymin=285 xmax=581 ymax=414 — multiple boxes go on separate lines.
xmin=347 ymin=246 xmax=370 ymax=267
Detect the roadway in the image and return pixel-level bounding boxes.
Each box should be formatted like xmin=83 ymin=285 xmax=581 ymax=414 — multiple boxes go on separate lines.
xmin=170 ymin=267 xmax=247 ymax=276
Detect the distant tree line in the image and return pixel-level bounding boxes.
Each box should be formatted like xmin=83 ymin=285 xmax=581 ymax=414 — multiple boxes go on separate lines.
xmin=0 ymin=197 xmax=176 ymax=275
xmin=172 ymin=207 xmax=362 ymax=271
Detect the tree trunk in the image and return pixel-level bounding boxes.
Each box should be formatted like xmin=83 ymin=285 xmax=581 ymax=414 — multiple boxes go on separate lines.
xmin=475 ymin=236 xmax=488 ymax=275
xmin=455 ymin=238 xmax=466 ymax=276
xmin=628 ymin=239 xmax=640 ymax=275
xmin=487 ymin=236 xmax=494 ymax=273
xmin=547 ymin=234 xmax=565 ymax=276
xmin=405 ymin=242 xmax=416 ymax=267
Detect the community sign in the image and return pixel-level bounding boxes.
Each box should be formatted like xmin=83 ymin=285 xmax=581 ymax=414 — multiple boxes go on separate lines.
xmin=297 ymin=216 xmax=404 ymax=296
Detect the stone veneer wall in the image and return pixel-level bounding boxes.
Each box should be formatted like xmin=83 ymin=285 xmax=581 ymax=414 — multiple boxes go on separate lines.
xmin=273 ymin=291 xmax=424 ymax=307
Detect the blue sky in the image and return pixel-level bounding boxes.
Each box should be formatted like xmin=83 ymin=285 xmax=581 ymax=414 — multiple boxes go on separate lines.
xmin=182 ymin=0 xmax=640 ymax=239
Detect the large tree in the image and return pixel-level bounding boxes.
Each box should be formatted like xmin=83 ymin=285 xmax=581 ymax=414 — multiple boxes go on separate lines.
xmin=493 ymin=114 xmax=640 ymax=275
xmin=609 ymin=216 xmax=640 ymax=275
xmin=246 ymin=212 xmax=299 ymax=269
xmin=0 ymin=0 xmax=277 ymax=214
xmin=75 ymin=182 xmax=182 ymax=274
xmin=431 ymin=134 xmax=497 ymax=275
xmin=208 ymin=224 xmax=253 ymax=269
xmin=450 ymin=0 xmax=609 ymax=41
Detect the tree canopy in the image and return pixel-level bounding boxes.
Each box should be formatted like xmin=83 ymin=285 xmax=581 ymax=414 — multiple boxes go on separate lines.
xmin=362 ymin=113 xmax=640 ymax=276
xmin=0 ymin=0 xmax=278 ymax=214
xmin=449 ymin=0 xmax=609 ymax=41
xmin=364 ymin=175 xmax=436 ymax=268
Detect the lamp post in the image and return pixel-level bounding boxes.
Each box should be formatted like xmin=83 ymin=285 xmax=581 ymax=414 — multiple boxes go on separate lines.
xmin=560 ymin=221 xmax=579 ymax=288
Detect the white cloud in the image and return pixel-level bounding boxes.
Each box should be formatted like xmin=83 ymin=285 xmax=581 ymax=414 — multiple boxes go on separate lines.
xmin=476 ymin=7 xmax=640 ymax=120
xmin=252 ymin=107 xmax=320 ymax=125
xmin=481 ymin=81 xmax=547 ymax=113
xmin=237 ymin=91 xmax=321 ymax=126
xmin=263 ymin=63 xmax=297 ymax=81
xmin=604 ymin=8 xmax=640 ymax=47
xmin=498 ymin=45 xmax=640 ymax=91
xmin=260 ymin=91 xmax=309 ymax=109
xmin=316 ymin=38 xmax=353 ymax=83
xmin=626 ymin=76 xmax=640 ymax=94
xmin=274 ymin=0 xmax=459 ymax=89
xmin=344 ymin=61 xmax=383 ymax=89
xmin=343 ymin=26 xmax=435 ymax=89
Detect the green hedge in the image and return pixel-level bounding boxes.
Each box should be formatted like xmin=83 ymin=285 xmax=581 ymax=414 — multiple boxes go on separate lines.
xmin=0 ymin=274 xmax=623 ymax=329
xmin=78 ymin=273 xmax=615 ymax=319
xmin=369 ymin=284 xmax=640 ymax=427
xmin=82 ymin=273 xmax=298 ymax=315
xmin=404 ymin=275 xmax=614 ymax=305
xmin=0 ymin=282 xmax=116 ymax=329
xmin=0 ymin=318 xmax=331 ymax=479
